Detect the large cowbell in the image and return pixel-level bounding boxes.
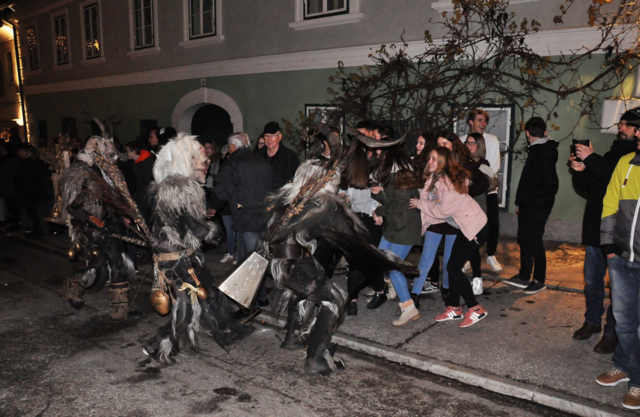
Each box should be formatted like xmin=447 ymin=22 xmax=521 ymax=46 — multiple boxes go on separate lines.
xmin=218 ymin=252 xmax=269 ymax=309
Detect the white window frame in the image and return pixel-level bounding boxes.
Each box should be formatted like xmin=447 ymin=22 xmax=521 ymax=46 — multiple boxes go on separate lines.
xmin=25 ymin=24 xmax=41 ymax=73
xmin=6 ymin=51 xmax=14 ymax=84
xmin=127 ymin=0 xmax=160 ymax=56
xmin=304 ymin=0 xmax=348 ymax=20
xmin=51 ymin=10 xmax=72 ymax=67
xmin=79 ymin=0 xmax=106 ymax=64
xmin=289 ymin=0 xmax=362 ymax=31
xmin=179 ymin=0 xmax=223 ymax=49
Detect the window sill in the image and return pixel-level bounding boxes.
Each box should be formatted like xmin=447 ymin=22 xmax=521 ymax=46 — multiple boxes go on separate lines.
xmin=80 ymin=56 xmax=106 ymax=65
xmin=127 ymin=46 xmax=161 ymax=57
xmin=179 ymin=36 xmax=224 ymax=49
xmin=289 ymin=12 xmax=364 ymax=30
xmin=431 ymin=0 xmax=538 ymax=12
xmin=53 ymin=63 xmax=73 ymax=70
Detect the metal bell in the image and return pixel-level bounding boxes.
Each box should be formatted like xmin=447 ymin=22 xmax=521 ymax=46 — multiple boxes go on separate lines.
xmin=218 ymin=252 xmax=268 ymax=309
xmin=150 ymin=289 xmax=171 ymax=315
xmin=68 ymin=246 xmax=78 ymax=262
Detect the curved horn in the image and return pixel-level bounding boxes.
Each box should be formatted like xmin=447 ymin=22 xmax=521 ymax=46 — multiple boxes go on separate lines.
xmin=347 ymin=126 xmax=405 ymax=148
xmin=310 ymin=122 xmax=342 ymax=155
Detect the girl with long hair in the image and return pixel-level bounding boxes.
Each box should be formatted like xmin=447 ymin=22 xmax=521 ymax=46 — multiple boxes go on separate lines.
xmin=409 ymin=148 xmax=489 ymax=328
xmin=340 ymin=143 xmax=387 ymax=315
xmin=370 ymin=139 xmax=424 ymax=327
xmin=465 ymin=132 xmax=498 ymax=294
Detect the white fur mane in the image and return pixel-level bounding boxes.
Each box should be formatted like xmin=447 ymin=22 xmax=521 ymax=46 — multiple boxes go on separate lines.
xmin=153 ymin=132 xmax=203 ymax=183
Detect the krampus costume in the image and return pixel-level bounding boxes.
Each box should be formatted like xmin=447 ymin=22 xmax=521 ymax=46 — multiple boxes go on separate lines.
xmin=265 ymin=126 xmax=420 ymax=375
xmin=61 ymin=133 xmax=142 ymax=320
xmin=142 ymin=133 xmax=253 ymax=363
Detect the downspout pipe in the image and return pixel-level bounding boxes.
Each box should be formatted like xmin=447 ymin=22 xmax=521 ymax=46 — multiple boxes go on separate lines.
xmin=10 ymin=19 xmax=28 ymax=143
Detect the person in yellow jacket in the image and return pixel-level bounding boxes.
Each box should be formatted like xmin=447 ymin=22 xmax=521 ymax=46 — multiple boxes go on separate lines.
xmin=597 ymin=107 xmax=640 ymax=410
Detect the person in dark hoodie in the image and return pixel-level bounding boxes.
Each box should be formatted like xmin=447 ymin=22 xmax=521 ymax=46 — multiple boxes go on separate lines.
xmin=569 ymin=108 xmax=640 ymax=354
xmin=15 ymin=143 xmax=49 ymax=238
xmin=504 ymin=117 xmax=559 ymax=295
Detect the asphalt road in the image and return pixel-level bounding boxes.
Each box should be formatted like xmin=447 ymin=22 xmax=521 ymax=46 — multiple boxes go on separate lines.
xmin=0 ymin=235 xmax=574 ymax=417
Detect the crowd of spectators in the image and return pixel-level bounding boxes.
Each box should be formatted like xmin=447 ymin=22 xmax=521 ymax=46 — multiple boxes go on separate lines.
xmin=4 ymin=108 xmax=640 ymax=408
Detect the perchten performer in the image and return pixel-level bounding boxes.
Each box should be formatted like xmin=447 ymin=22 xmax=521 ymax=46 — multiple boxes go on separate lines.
xmin=142 ymin=133 xmax=253 ymax=362
xmin=265 ymin=125 xmax=419 ymax=375
xmin=61 ymin=125 xmax=143 ymax=320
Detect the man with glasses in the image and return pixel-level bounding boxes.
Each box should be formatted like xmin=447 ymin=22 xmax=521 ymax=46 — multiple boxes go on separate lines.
xmin=258 ymin=121 xmax=300 ymax=190
xmin=570 ymin=109 xmax=640 ymax=355
xmin=461 ymin=109 xmax=503 ymax=273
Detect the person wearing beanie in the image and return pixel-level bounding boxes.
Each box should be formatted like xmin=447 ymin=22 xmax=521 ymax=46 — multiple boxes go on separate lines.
xmin=569 ymin=107 xmax=640 ymax=355
xmin=257 ymin=121 xmax=299 ymax=190
xmin=595 ymin=106 xmax=640 ymax=410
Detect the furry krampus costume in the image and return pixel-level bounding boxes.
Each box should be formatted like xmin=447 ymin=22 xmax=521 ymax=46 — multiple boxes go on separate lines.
xmin=265 ymin=126 xmax=420 ymax=375
xmin=60 ymin=131 xmax=143 ymax=320
xmin=143 ymin=133 xmax=253 ymax=363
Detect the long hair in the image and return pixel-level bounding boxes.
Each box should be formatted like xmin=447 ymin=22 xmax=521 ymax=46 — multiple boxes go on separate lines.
xmin=340 ymin=143 xmax=369 ymax=190
xmin=370 ymin=145 xmax=421 ymax=190
xmin=424 ymin=148 xmax=470 ymax=195
xmin=153 ymin=133 xmax=206 ymax=183
xmin=413 ymin=131 xmax=436 ymax=174
xmin=467 ymin=132 xmax=487 ymax=161
xmin=436 ymin=130 xmax=473 ymax=165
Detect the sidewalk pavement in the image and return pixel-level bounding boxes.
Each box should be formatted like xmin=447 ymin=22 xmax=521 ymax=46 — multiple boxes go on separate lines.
xmin=3 ymin=228 xmax=629 ymax=416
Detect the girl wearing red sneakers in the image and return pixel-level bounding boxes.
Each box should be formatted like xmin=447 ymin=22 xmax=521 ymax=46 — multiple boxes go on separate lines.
xmin=409 ymin=148 xmax=489 ymax=328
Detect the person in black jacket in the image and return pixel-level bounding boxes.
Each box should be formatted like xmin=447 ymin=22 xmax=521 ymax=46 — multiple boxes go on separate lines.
xmin=504 ymin=117 xmax=559 ymax=294
xmin=569 ymin=109 xmax=640 ymax=354
xmin=212 ymin=132 xmax=273 ymax=313
xmin=257 ymin=121 xmax=299 ymax=190
xmin=15 ymin=143 xmax=49 ymax=237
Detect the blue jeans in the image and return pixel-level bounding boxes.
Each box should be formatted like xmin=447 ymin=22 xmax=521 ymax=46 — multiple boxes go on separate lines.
xmin=221 ymin=215 xmax=235 ymax=256
xmin=584 ymin=245 xmax=616 ymax=337
xmin=236 ymin=231 xmax=267 ymax=306
xmin=412 ymin=232 xmax=456 ymax=293
xmin=608 ymin=255 xmax=640 ymax=387
xmin=379 ymin=236 xmax=413 ymax=303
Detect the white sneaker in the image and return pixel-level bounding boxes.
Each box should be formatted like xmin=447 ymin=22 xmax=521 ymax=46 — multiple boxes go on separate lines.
xmin=221 ymin=253 xmax=235 ymax=264
xmin=462 ymin=261 xmax=471 ymax=273
xmin=486 ymin=256 xmax=502 ymax=272
xmin=472 ymin=277 xmax=483 ymax=296
xmin=385 ymin=278 xmax=397 ymax=300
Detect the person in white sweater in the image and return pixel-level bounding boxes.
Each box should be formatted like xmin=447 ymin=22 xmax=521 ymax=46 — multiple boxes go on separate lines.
xmin=460 ymin=109 xmax=503 ymax=273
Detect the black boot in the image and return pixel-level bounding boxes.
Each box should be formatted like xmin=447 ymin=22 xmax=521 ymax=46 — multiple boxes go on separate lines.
xmin=367 ymin=293 xmax=387 ymax=309
xmin=281 ymin=296 xmax=305 ymax=350
xmin=411 ymin=293 xmax=421 ymax=309
xmin=304 ymin=305 xmax=344 ymax=375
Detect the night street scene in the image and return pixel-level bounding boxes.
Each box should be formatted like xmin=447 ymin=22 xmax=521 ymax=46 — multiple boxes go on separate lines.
xmin=3 ymin=0 xmax=640 ymax=416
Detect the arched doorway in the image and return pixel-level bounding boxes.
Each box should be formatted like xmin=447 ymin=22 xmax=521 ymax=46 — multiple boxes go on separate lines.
xmin=191 ymin=104 xmax=233 ymax=149
xmin=171 ymin=88 xmax=243 ymax=138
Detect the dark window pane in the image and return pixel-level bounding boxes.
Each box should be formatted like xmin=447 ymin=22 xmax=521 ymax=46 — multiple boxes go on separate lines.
xmin=307 ymin=0 xmax=322 ymax=14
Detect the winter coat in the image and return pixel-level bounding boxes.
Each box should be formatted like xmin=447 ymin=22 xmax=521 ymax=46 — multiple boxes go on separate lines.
xmin=515 ymin=138 xmax=559 ymax=212
xmin=573 ymin=139 xmax=637 ymax=247
xmin=212 ymin=147 xmax=273 ymax=233
xmin=416 ymin=176 xmax=487 ymax=241
xmin=258 ymin=144 xmax=300 ymax=190
xmin=372 ymin=172 xmax=422 ymax=246
xmin=0 ymin=153 xmax=19 ymax=197
xmin=15 ymin=155 xmax=49 ymax=201
xmin=131 ymin=150 xmax=156 ymax=224
xmin=601 ymin=151 xmax=640 ymax=261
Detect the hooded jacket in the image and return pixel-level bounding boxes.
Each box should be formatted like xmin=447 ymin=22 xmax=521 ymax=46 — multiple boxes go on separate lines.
xmin=573 ymin=139 xmax=637 ymax=247
xmin=515 ymin=138 xmax=559 ymax=212
xmin=601 ymin=151 xmax=640 ymax=261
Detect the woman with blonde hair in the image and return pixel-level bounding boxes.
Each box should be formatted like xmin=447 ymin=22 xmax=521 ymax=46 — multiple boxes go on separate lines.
xmin=410 ymin=147 xmax=489 ymax=328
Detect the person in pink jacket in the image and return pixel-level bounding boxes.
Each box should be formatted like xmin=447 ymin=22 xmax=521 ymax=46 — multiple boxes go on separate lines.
xmin=409 ymin=148 xmax=490 ymax=328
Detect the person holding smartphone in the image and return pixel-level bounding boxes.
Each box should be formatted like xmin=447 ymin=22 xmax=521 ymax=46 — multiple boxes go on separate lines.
xmin=570 ymin=108 xmax=640 ymax=355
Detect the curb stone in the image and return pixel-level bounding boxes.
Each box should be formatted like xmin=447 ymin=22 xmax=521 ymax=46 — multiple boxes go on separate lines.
xmin=258 ymin=312 xmax=631 ymax=417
